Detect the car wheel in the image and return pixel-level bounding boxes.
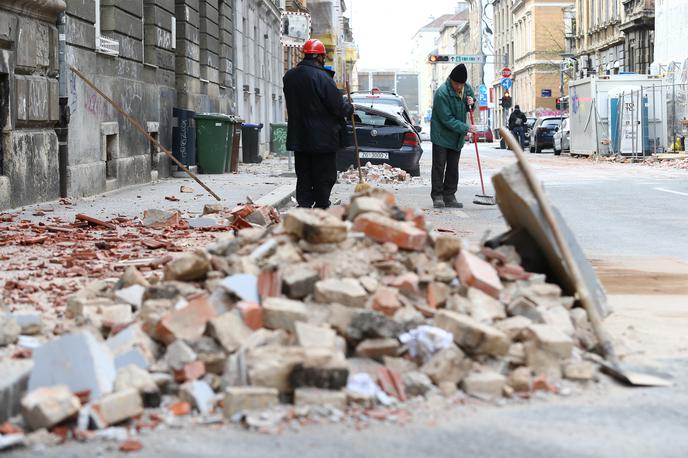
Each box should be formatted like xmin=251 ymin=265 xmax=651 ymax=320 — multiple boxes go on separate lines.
xmin=529 ymin=145 xmax=535 ymax=153
xmin=409 ymin=166 xmax=421 ymax=177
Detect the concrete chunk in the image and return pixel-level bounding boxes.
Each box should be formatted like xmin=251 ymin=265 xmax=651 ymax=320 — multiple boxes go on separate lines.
xmin=434 ymin=310 xmax=509 ymax=356
xmin=29 ymin=333 xmax=117 ymax=400
xmin=314 ymin=278 xmax=368 ymax=308
xmin=355 ymin=338 xmax=400 ymax=359
xmin=262 ymin=298 xmax=308 ymax=332
xmin=1 ymin=360 xmax=34 ymax=422
xmin=462 ymin=371 xmax=506 ymax=399
xmin=295 ymin=322 xmax=337 ymax=350
xmin=283 ymin=208 xmax=348 ymax=244
xmin=282 ymin=268 xmax=319 ymax=299
xmin=163 ymin=251 xmax=210 ymax=281
xmin=21 ymin=385 xmax=80 ymax=431
xmin=523 ymin=324 xmax=574 ymax=359
xmin=246 ymin=346 xmax=306 ymax=393
xmin=208 ymin=312 xmax=253 ymax=353
xmin=223 ymin=386 xmax=279 ymax=418
xmin=294 ymin=388 xmax=346 ymax=409
xmin=420 ymin=344 xmax=471 ymax=385
xmin=0 ymin=315 xmax=20 ymax=346
xmin=91 ymin=388 xmax=143 ymax=426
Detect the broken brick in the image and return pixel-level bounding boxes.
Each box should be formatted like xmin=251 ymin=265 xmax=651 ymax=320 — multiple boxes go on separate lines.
xmin=21 ymin=385 xmax=80 ymax=431
xmin=353 ymin=213 xmax=427 ymax=251
xmin=155 ymin=295 xmax=216 ymax=345
xmin=372 ymin=287 xmax=402 ymax=317
xmin=237 ymin=302 xmax=263 ymax=330
xmin=283 ymin=209 xmax=347 ymax=244
xmin=455 ymin=251 xmax=503 ymax=299
xmin=174 ymin=361 xmax=206 ymax=383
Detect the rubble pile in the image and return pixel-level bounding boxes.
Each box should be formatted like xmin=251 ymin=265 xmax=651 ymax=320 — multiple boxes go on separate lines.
xmin=0 ymin=202 xmax=277 ymax=308
xmin=0 ymin=189 xmax=602 ymax=450
xmin=339 ymin=163 xmax=418 ymax=185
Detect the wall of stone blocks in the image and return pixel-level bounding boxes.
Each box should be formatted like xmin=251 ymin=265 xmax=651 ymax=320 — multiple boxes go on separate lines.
xmin=0 ymin=1 xmax=63 ymax=210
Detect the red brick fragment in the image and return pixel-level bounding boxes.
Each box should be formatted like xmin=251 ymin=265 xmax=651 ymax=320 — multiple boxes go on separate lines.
xmin=376 ymin=367 xmax=407 ymax=401
xmin=237 ymin=301 xmax=263 ymax=330
xmin=155 ymin=295 xmax=216 ymax=345
xmin=455 ymin=251 xmax=503 ymax=299
xmin=372 ymin=287 xmax=401 ymax=317
xmin=174 ymin=360 xmax=206 ymax=382
xmin=353 ymin=213 xmax=427 ymax=251
xmin=119 ymin=439 xmax=144 ymax=452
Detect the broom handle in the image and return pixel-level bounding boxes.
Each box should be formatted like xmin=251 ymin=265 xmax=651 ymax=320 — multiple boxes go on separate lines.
xmin=345 ymin=82 xmax=363 ymax=183
xmin=499 ymin=127 xmax=618 ymax=365
xmin=469 ymin=107 xmax=486 ymax=195
xmin=70 ymin=67 xmax=221 ymax=201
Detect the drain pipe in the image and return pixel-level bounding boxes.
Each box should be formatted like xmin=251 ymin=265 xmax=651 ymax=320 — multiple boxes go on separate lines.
xmin=56 ymin=12 xmax=69 ymax=197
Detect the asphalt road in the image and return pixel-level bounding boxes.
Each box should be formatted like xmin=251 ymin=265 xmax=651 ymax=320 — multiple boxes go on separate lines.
xmin=8 ymin=143 xmax=688 ymax=458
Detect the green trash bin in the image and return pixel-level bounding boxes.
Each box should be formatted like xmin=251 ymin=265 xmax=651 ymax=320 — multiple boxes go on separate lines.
xmin=195 ymin=113 xmax=235 ymax=174
xmin=270 ymin=123 xmax=289 ymax=156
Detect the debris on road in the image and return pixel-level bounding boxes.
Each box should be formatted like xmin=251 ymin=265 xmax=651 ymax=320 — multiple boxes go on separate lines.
xmin=0 ymin=187 xmax=607 ymax=450
xmin=339 ymin=163 xmax=421 ymax=185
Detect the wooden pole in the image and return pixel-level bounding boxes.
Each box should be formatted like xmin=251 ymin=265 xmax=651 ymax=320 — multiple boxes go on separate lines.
xmin=70 ymin=67 xmax=221 ymax=201
xmin=499 ymin=127 xmax=619 ymax=365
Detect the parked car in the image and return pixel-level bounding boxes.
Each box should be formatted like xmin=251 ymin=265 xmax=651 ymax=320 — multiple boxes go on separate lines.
xmin=553 ymin=117 xmax=570 ymax=156
xmin=336 ymin=104 xmax=423 ymax=176
xmin=524 ymin=117 xmax=537 ymax=147
xmin=468 ymin=125 xmax=494 ymax=143
xmin=349 ymin=89 xmax=416 ymax=128
xmin=529 ymin=116 xmax=562 ymax=153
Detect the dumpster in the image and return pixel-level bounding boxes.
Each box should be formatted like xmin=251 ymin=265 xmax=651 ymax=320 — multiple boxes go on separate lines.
xmin=172 ymin=108 xmax=196 ymax=167
xmin=270 ymin=123 xmax=289 ymax=156
xmin=195 ymin=113 xmax=235 ymax=174
xmin=242 ymin=123 xmax=263 ymax=164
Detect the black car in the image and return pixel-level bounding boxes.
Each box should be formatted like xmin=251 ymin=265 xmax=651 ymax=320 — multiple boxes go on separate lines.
xmin=529 ymin=116 xmax=562 ymax=153
xmin=336 ymin=104 xmax=422 ymax=176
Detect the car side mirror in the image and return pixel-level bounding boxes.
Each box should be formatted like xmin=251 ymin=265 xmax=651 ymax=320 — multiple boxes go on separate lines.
xmin=413 ymin=125 xmax=423 ymax=133
xmin=555 ymin=127 xmax=559 ymax=132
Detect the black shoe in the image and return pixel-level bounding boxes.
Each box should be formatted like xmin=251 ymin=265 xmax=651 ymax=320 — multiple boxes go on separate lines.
xmin=444 ymin=198 xmax=463 ymax=208
xmin=432 ymin=198 xmax=445 ymax=208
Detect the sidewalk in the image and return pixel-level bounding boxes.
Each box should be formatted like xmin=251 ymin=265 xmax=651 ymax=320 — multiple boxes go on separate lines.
xmin=0 ymin=158 xmax=296 ymax=314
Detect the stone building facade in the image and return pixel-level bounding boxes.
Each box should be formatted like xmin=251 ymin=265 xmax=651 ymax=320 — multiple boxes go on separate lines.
xmin=0 ymin=1 xmax=64 ymax=209
xmin=574 ymin=0 xmax=626 ymax=76
xmin=511 ymin=0 xmax=571 ymax=115
xmin=619 ymin=0 xmax=654 ymax=74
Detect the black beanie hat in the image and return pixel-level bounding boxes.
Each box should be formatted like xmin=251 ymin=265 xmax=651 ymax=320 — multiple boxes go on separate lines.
xmin=449 ymin=64 xmax=468 ymax=83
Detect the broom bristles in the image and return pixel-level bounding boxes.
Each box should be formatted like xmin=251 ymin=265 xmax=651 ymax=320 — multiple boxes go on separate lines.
xmin=354 ymin=181 xmax=373 ymax=193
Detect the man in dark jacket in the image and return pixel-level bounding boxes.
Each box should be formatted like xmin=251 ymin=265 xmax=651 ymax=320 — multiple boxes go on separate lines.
xmin=283 ymin=39 xmax=353 ymax=209
xmin=430 ymin=64 xmax=477 ymax=208
xmin=508 ymin=105 xmax=528 ymax=149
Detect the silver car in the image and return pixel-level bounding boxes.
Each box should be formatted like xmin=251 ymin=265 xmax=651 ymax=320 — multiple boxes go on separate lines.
xmin=553 ymin=117 xmax=570 ymax=156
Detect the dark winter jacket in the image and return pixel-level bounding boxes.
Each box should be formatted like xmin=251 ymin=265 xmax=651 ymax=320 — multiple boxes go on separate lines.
xmin=430 ymin=79 xmax=477 ymax=151
xmin=508 ymin=109 xmax=528 ymax=130
xmin=283 ymin=60 xmax=354 ymax=153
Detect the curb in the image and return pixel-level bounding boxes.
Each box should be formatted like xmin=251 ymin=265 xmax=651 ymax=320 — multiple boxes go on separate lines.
xmin=255 ymin=184 xmax=295 ymax=210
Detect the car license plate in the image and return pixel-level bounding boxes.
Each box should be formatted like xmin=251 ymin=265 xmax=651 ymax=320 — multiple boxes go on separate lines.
xmin=360 ymin=152 xmax=389 ymax=159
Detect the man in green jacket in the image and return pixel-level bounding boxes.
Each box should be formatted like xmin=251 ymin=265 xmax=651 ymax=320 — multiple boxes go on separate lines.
xmin=430 ymin=64 xmax=477 ymax=208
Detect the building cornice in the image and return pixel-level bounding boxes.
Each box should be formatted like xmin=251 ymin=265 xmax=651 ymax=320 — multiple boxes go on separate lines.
xmin=1 ymin=0 xmax=66 ymax=22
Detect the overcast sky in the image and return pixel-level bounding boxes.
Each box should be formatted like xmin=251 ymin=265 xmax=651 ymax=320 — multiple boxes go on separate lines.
xmin=348 ymin=0 xmax=463 ymax=69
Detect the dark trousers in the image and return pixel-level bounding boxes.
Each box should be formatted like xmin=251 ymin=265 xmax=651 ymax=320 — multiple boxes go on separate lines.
xmin=512 ymin=127 xmax=526 ymax=149
xmin=431 ymin=144 xmax=461 ymax=200
xmin=294 ymin=151 xmax=337 ymax=209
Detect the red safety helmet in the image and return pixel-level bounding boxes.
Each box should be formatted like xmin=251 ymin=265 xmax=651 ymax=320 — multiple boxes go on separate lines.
xmin=303 ymin=39 xmax=326 ymax=55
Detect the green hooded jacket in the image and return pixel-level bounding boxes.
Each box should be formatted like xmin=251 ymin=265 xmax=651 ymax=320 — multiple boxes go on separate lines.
xmin=430 ymin=79 xmax=477 ymax=151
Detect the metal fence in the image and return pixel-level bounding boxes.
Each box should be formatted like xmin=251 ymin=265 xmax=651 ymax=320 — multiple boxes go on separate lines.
xmin=606 ymin=82 xmax=688 ymax=159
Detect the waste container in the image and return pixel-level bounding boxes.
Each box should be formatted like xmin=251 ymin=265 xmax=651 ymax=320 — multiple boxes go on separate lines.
xmin=195 ymin=113 xmax=235 ymax=174
xmin=226 ymin=116 xmax=243 ymax=173
xmin=172 ymin=108 xmax=196 ymax=167
xmin=270 ymin=123 xmax=289 ymax=156
xmin=242 ymin=123 xmax=263 ymax=164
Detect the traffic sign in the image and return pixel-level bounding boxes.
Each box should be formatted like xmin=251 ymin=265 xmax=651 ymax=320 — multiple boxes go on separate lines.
xmin=478 ymin=84 xmax=488 ymax=107
xmin=428 ymin=54 xmax=486 ymax=64
xmin=501 ymin=67 xmax=512 ymax=78
xmin=501 ymin=78 xmax=513 ymax=90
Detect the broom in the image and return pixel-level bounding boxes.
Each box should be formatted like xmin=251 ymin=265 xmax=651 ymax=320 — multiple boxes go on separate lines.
xmin=469 ymin=106 xmax=496 ymax=206
xmin=345 ymin=82 xmax=372 ymax=193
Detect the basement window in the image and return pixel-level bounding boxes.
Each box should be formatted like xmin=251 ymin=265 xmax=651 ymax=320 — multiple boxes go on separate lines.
xmin=105 ymin=133 xmax=118 ymax=179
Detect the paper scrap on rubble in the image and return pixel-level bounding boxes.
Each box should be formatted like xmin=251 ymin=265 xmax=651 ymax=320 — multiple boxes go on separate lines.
xmin=399 ymin=325 xmax=453 ymax=363
xmin=346 ymin=373 xmax=395 ymax=406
